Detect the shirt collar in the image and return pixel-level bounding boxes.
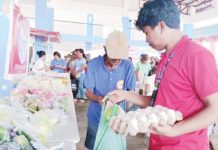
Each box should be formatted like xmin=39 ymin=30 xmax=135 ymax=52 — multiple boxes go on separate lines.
xmin=161 ymin=35 xmax=190 ymax=58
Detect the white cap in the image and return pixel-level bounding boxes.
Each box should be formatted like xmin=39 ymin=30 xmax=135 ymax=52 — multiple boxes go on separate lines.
xmin=105 ymin=31 xmax=129 ymax=59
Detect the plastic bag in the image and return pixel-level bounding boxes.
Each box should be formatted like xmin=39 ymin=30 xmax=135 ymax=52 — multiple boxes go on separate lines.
xmin=94 ymin=101 xmax=126 ymax=150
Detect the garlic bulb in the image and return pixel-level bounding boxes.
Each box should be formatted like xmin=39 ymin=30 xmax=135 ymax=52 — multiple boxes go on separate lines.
xmin=109 ymin=105 xmax=183 ymax=136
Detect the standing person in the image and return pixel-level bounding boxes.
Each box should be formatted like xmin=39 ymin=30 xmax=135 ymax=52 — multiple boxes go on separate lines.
xmin=32 ymin=51 xmax=49 ymax=73
xmin=50 ymin=51 xmax=67 ymax=73
xmin=135 ymin=54 xmax=151 ymax=95
xmin=136 ymin=54 xmax=151 ymax=83
xmin=70 ymin=51 xmax=78 ymax=99
xmin=66 ymin=54 xmax=72 ymax=72
xmin=84 ymin=31 xmax=136 ymax=150
xmin=73 ymin=49 xmax=87 ymax=101
xmin=144 ymin=66 xmax=156 ymax=96
xmin=107 ymin=0 xmax=218 ymax=150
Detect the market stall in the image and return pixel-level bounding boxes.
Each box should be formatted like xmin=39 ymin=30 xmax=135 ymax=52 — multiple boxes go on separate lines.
xmin=0 ymin=72 xmax=80 ymax=150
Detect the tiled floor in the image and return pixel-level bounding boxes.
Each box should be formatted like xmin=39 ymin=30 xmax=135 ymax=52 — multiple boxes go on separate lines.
xmin=75 ymin=101 xmax=148 ymax=150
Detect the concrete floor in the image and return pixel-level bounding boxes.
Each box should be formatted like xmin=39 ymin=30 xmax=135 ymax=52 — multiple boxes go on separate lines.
xmin=75 ymin=101 xmax=148 ymax=150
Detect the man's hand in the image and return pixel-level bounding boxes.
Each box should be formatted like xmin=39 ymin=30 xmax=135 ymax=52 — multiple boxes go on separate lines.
xmin=107 ymin=90 xmax=126 ymax=104
xmin=97 ymin=96 xmax=104 ymax=105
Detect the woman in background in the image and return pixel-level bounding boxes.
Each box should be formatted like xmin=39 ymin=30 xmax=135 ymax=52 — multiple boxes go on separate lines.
xmin=50 ymin=51 xmax=67 ymax=73
xmin=73 ymin=49 xmax=87 ymax=101
xmin=32 ymin=51 xmax=49 ymax=73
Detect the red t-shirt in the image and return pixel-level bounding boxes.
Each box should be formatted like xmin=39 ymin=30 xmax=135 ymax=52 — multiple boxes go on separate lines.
xmin=150 ymin=36 xmax=218 ymax=150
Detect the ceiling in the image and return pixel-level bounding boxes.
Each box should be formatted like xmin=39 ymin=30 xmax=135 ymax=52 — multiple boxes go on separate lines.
xmin=18 ymin=0 xmax=216 ymax=15
xmin=175 ymin=0 xmax=215 ymax=15
xmin=13 ymin=0 xmax=218 ymax=53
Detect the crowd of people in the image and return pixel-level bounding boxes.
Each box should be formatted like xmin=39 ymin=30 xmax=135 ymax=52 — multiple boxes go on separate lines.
xmin=32 ymin=48 xmax=90 ymax=102
xmin=32 ymin=47 xmax=159 ymax=103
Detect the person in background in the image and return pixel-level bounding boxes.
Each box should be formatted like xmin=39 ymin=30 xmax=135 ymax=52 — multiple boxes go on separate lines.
xmin=83 ymin=31 xmax=136 ymax=149
xmin=150 ymin=56 xmax=156 ymax=67
xmin=135 ymin=54 xmax=151 ymax=95
xmin=73 ymin=49 xmax=87 ymax=101
xmin=70 ymin=50 xmax=79 ymax=99
xmin=70 ymin=51 xmax=78 ymax=71
xmin=65 ymin=54 xmax=73 ymax=72
xmin=64 ymin=55 xmax=68 ymax=61
xmin=145 ymin=66 xmax=156 ymax=96
xmin=129 ymin=57 xmax=133 ymax=61
xmin=50 ymin=51 xmax=67 ymax=73
xmin=32 ymin=51 xmax=49 ymax=73
xmin=108 ymin=0 xmax=218 ymax=150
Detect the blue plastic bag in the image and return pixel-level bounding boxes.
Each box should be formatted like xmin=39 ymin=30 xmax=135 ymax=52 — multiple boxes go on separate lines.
xmin=94 ymin=101 xmax=126 ymax=150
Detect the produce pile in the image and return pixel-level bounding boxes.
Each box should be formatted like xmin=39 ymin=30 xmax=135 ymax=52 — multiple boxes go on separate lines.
xmin=11 ymin=75 xmax=72 ymax=113
xmin=0 ymin=126 xmax=47 ymax=150
xmin=0 ymin=101 xmax=47 ymax=149
xmin=0 ymin=74 xmax=74 ymax=149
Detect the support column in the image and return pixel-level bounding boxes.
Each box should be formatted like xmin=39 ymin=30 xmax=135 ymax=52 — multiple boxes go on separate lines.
xmin=45 ymin=7 xmax=54 ymax=56
xmin=122 ymin=16 xmax=131 ymax=40
xmin=35 ymin=0 xmax=54 ymax=57
xmin=86 ymin=14 xmax=93 ymax=51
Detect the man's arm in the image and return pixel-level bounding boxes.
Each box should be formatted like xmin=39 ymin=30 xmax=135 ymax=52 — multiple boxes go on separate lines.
xmin=124 ymin=91 xmax=151 ymax=108
xmin=85 ymin=89 xmax=104 ymax=104
xmin=54 ymin=65 xmax=66 ymax=70
xmin=174 ymin=92 xmax=218 ymax=135
xmin=135 ymin=62 xmax=140 ymax=81
xmin=50 ymin=60 xmax=55 ymax=70
xmin=108 ymin=90 xmax=151 ymax=108
xmin=135 ymin=70 xmax=139 ymax=81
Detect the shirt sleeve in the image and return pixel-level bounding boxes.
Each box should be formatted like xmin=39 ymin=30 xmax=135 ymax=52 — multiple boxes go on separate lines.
xmin=50 ymin=60 xmax=55 ymax=66
xmin=82 ymin=58 xmax=86 ymax=65
xmin=190 ymin=50 xmax=218 ymax=99
xmin=136 ymin=62 xmax=140 ymax=71
xmin=84 ymin=62 xmax=95 ymax=90
xmin=124 ymin=62 xmax=136 ymax=90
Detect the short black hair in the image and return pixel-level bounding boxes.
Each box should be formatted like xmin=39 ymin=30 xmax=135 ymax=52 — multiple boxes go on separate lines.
xmin=75 ymin=49 xmax=86 ymax=59
xmin=53 ymin=51 xmax=61 ymax=58
xmin=37 ymin=51 xmax=46 ymax=58
xmin=135 ymin=0 xmax=180 ymax=31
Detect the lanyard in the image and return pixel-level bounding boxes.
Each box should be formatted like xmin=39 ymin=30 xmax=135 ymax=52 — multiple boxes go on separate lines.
xmin=150 ymin=52 xmax=175 ymax=107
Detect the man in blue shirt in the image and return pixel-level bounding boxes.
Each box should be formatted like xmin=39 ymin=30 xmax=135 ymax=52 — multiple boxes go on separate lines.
xmin=84 ymin=31 xmax=136 ymax=149
xmin=50 ymin=51 xmax=67 ymax=73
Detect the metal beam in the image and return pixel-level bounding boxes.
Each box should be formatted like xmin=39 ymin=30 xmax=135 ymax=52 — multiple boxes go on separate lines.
xmin=194 ymin=0 xmax=213 ymax=7
xmin=196 ymin=4 xmax=213 ymax=12
xmin=181 ymin=5 xmax=188 ymax=11
xmin=186 ymin=0 xmax=198 ymax=6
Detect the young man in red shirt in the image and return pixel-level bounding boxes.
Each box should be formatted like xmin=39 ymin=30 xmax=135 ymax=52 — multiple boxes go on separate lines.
xmin=108 ymin=0 xmax=218 ymax=149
